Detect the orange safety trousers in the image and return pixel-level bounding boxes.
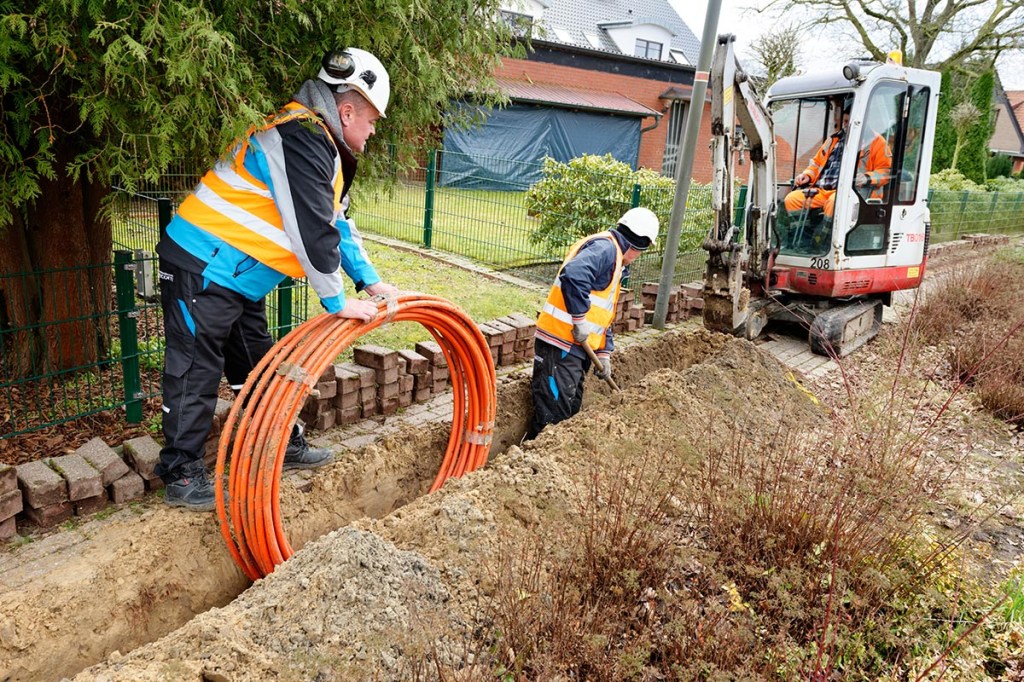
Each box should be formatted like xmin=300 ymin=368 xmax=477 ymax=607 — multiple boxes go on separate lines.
xmin=783 ymin=188 xmax=836 ymax=217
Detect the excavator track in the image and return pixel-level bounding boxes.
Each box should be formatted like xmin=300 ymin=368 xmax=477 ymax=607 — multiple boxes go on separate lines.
xmin=807 ymin=299 xmax=882 ymax=357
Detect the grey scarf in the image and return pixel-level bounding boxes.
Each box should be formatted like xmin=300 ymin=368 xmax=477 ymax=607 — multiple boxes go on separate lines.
xmin=293 ymin=78 xmax=354 ymax=156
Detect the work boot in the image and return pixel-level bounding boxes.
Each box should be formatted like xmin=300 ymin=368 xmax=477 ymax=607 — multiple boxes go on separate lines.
xmin=164 ymin=460 xmax=216 ymax=512
xmin=283 ymin=425 xmax=334 ymax=470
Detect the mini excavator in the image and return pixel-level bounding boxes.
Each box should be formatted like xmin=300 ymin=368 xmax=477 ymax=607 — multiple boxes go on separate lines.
xmin=701 ymin=35 xmax=941 ymax=356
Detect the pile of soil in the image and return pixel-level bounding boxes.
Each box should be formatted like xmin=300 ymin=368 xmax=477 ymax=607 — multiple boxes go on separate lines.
xmin=66 ymin=334 xmax=828 ymax=681
xmin=1 ymin=322 xmax=1020 ymax=681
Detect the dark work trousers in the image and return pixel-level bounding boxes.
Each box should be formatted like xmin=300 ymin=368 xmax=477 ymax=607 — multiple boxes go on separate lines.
xmin=156 ymin=260 xmax=274 ymax=482
xmin=525 ymin=338 xmax=591 ymax=440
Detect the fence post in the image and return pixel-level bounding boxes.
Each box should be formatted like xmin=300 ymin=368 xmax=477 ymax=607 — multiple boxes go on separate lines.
xmin=276 ymin=277 xmax=294 ymax=337
xmin=423 ymin=149 xmax=437 ymax=248
xmin=114 ymin=250 xmax=143 ymax=423
xmin=956 ymin=190 xmax=970 ymax=239
xmin=989 ymin=192 xmax=1000 ymax=234
xmin=157 ymin=197 xmax=172 ymax=241
xmin=631 ymin=183 xmax=641 ymax=208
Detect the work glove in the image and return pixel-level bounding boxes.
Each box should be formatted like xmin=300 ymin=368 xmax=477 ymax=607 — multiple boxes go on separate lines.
xmin=594 ymin=356 xmax=612 ymax=381
xmin=571 ymin=321 xmax=589 ymax=345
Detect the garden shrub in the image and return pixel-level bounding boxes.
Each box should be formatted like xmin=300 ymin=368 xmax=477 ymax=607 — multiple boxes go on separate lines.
xmin=929 ymin=168 xmax=986 ymax=192
xmin=524 ymin=154 xmax=710 ymax=256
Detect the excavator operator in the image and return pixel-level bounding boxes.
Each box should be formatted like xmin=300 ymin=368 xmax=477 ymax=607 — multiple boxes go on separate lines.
xmin=783 ymin=96 xmax=852 ymax=223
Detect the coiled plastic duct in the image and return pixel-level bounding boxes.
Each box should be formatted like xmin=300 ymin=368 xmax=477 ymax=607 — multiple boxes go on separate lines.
xmin=215 ymin=293 xmax=497 ymax=580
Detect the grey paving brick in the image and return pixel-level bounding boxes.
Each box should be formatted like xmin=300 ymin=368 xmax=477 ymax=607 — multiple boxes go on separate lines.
xmin=49 ymin=454 xmax=103 ymax=502
xmin=108 ymin=471 xmax=145 ymax=504
xmin=15 ymin=460 xmax=67 ymax=509
xmin=123 ymin=436 xmax=162 ymax=480
xmin=0 ymin=489 xmax=23 ymax=520
xmin=76 ymin=437 xmax=131 ymax=487
xmin=0 ymin=464 xmax=16 ymax=495
xmin=23 ymin=500 xmax=73 ymax=528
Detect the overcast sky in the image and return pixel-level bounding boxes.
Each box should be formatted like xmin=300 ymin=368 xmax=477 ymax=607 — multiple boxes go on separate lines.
xmin=669 ymin=0 xmax=1024 ymax=90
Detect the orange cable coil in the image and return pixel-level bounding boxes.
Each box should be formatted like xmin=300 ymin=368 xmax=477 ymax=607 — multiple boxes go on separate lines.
xmin=215 ymin=292 xmax=497 ymax=580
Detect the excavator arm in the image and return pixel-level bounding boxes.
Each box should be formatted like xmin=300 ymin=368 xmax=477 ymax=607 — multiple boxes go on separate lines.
xmin=702 ymin=34 xmax=777 ymax=338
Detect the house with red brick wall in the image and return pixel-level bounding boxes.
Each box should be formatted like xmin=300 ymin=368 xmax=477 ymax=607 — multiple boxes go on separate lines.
xmin=989 ymin=78 xmax=1024 ymax=174
xmin=441 ymin=0 xmax=720 ymax=187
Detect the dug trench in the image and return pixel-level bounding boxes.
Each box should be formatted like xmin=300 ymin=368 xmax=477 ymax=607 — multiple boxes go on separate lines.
xmin=0 ymin=325 xmax=750 ymax=682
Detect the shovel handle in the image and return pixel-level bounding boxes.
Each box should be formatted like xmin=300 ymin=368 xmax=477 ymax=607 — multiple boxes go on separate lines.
xmin=580 ymin=342 xmax=620 ymax=392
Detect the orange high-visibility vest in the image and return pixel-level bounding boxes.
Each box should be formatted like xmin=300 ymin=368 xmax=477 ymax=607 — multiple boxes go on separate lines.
xmin=536 ymin=232 xmax=623 ymax=351
xmin=175 ymin=103 xmax=345 ymax=277
xmin=858 ymin=133 xmax=893 ymax=200
xmin=801 ymin=135 xmax=841 ymax=186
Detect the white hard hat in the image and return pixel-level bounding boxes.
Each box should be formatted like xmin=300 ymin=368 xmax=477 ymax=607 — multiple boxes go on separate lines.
xmin=318 ymin=48 xmax=391 ymax=118
xmin=617 ymin=207 xmax=659 ymax=249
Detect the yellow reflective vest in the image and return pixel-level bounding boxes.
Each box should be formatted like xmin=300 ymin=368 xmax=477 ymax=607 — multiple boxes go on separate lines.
xmin=536 ymin=231 xmax=623 ymax=352
xmin=174 ymin=103 xmax=345 ymax=278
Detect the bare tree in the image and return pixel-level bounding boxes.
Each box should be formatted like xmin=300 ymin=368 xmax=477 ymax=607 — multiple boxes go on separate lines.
xmin=762 ymin=0 xmax=1024 ymax=71
xmin=748 ymin=24 xmax=803 ymax=88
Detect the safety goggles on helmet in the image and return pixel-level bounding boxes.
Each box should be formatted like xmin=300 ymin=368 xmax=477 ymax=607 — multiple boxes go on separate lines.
xmin=318 ymin=48 xmax=390 ymax=118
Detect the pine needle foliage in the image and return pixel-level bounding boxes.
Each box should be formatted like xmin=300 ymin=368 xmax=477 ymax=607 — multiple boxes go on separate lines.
xmin=0 ymin=0 xmax=518 ymax=229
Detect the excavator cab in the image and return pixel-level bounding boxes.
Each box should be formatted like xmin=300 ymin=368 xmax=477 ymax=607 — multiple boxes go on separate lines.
xmin=766 ymin=66 xmax=940 ymax=298
xmin=772 ymin=96 xmax=847 ymax=256
xmin=702 ymin=34 xmax=941 ymax=356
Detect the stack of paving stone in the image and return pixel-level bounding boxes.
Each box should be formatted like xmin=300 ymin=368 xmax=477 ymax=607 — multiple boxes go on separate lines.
xmin=478 ymin=313 xmax=536 ymax=367
xmin=10 ymin=436 xmax=145 ymax=533
xmin=611 ymin=289 xmax=646 ymax=334
xmin=333 ymin=362 xmax=376 ymax=426
xmin=639 ymin=282 xmax=689 ymax=324
xmin=298 ymin=364 xmax=343 ymax=432
xmin=398 ymin=349 xmax=430 ymax=405
xmin=414 ymin=341 xmax=450 ymax=395
xmin=680 ymin=281 xmax=705 ymax=314
xmin=0 ymin=464 xmax=21 ymax=540
xmin=496 ymin=313 xmax=536 ymax=363
xmin=354 ymin=345 xmax=401 ymax=417
xmin=296 ymin=313 xmax=537 ymax=433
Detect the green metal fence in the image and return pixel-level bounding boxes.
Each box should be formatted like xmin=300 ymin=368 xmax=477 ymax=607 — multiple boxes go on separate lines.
xmin=929 ymin=190 xmax=1024 ymax=241
xmin=0 ymin=190 xmax=310 ymax=439
xmin=0 ymin=252 xmax=164 ymax=439
xmin=4 ymin=150 xmax=1024 ymax=440
xmin=354 ymin=148 xmax=713 ymax=288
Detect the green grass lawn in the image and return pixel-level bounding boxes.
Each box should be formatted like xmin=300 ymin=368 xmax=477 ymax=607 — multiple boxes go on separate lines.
xmin=285 ymin=240 xmax=545 ymax=357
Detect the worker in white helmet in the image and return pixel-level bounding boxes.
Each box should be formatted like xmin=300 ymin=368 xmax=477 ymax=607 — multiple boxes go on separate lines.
xmin=154 ymin=48 xmax=397 ymax=510
xmin=525 ymin=207 xmax=660 ymax=440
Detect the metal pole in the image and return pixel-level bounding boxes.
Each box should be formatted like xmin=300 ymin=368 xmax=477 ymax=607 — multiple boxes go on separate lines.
xmin=653 ymin=0 xmax=722 ymax=328
xmin=114 ymin=250 xmax=143 ymax=423
xmin=157 ymin=197 xmax=172 ymax=242
xmin=423 ymin=149 xmax=437 ymax=249
xmin=276 ymin=277 xmax=294 ymax=337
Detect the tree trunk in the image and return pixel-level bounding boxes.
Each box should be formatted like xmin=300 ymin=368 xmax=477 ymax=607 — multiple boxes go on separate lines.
xmin=0 ymin=142 xmax=113 ymax=382
xmin=951 ymin=135 xmax=965 ymax=170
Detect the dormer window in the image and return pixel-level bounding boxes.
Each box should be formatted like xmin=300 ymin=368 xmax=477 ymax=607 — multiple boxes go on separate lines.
xmin=635 ymin=38 xmax=663 ymax=60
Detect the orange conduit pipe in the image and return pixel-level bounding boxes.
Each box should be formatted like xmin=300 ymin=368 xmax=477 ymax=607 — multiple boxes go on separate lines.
xmin=215 ymin=292 xmax=497 ymax=580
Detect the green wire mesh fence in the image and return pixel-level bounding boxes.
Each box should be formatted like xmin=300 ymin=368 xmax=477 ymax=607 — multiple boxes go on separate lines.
xmin=4 ymin=151 xmax=1024 ymax=440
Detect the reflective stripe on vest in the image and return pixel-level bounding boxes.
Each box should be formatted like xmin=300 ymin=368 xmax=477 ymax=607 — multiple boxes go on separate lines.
xmin=175 ymin=102 xmax=344 ymax=277
xmin=536 ymin=232 xmax=623 ymax=351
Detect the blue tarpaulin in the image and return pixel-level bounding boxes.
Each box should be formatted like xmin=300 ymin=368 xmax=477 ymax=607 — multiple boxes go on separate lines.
xmin=440 ymin=104 xmax=642 ymax=190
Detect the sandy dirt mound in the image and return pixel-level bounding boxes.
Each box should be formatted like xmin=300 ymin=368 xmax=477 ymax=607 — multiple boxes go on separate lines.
xmin=71 ymin=335 xmax=825 ymax=680
xmin=0 ymin=423 xmax=449 ymax=681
